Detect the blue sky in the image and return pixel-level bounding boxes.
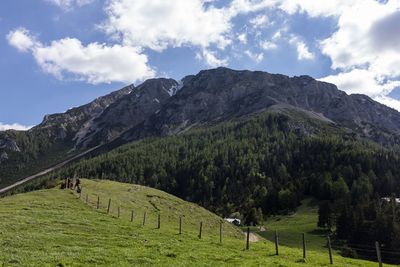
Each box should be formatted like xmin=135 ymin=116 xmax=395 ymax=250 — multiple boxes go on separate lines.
xmin=1 ymin=0 xmax=400 ymax=129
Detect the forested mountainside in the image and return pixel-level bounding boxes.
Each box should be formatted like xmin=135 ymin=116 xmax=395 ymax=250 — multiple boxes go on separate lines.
xmin=43 ymin=112 xmax=400 ymax=252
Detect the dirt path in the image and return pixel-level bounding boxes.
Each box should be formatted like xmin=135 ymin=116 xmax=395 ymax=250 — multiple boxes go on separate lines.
xmin=0 ymin=145 xmax=100 ymax=195
xmin=244 ymin=232 xmax=261 ymax=242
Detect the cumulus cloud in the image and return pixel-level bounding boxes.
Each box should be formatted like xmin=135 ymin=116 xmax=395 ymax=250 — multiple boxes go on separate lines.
xmin=320 ymin=69 xmax=400 ymax=97
xmin=317 ymin=0 xmax=400 ymax=109
xmin=0 ymin=122 xmax=33 ymax=131
xmin=101 ymin=0 xmax=232 ymax=51
xmin=6 ymin=28 xmax=38 ymax=52
xmin=7 ymin=28 xmax=155 ymax=84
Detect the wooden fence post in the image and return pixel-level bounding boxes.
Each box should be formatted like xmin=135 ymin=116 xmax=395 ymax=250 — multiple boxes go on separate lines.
xmin=157 ymin=213 xmax=161 ymax=229
xmin=246 ymin=227 xmax=250 ymax=250
xmin=179 ymin=216 xmax=182 ymax=234
xmin=131 ymin=210 xmax=134 ymax=222
xmin=275 ymin=230 xmax=279 ymax=255
xmin=302 ymin=233 xmax=306 ymax=259
xmin=118 ymin=207 xmax=120 ymax=218
xmin=143 ymin=211 xmax=146 ymax=226
xmin=107 ymin=198 xmax=111 ymax=214
xmin=65 ymin=178 xmax=68 ymax=190
xmin=220 ymin=222 xmax=223 ymax=244
xmin=375 ymin=241 xmax=382 ymax=267
xmin=97 ymin=196 xmax=100 ymax=209
xmin=327 ymin=236 xmax=333 ymax=265
xmin=198 ymin=222 xmax=203 ymax=239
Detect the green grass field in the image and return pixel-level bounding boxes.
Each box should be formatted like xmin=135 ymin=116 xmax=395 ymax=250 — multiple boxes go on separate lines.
xmin=257 ymin=198 xmax=328 ymax=252
xmin=0 ymin=179 xmax=397 ymax=266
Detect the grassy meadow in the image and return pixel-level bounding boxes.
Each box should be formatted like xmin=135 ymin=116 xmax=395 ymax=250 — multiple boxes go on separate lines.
xmin=0 ymin=179 xmax=397 ymax=266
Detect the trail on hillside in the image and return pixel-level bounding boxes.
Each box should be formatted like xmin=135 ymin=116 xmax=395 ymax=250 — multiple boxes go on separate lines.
xmin=0 ymin=146 xmax=100 ymax=195
xmin=244 ymin=232 xmax=261 ymax=242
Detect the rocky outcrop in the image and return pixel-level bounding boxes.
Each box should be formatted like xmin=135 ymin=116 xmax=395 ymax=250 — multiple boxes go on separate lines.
xmin=0 ymin=138 xmax=20 ymax=152
xmin=75 ymin=78 xmax=179 ymax=148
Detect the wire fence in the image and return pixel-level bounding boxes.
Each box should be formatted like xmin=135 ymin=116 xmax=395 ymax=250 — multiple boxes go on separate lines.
xmin=65 ymin=178 xmax=400 ymax=265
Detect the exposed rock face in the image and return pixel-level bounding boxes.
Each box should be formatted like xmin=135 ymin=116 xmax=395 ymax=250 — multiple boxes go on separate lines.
xmin=120 ymin=67 xmax=400 ymax=145
xmin=76 ymin=78 xmax=179 ymax=148
xmin=0 ymin=151 xmax=8 ymax=163
xmin=0 ymin=138 xmax=20 ymax=152
xmin=36 ymin=84 xmax=134 ymax=140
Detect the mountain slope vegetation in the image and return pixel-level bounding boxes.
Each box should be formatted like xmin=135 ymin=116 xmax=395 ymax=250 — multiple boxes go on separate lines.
xmin=0 ymin=179 xmax=393 ymax=266
xmin=38 ymin=111 xmax=400 ymax=258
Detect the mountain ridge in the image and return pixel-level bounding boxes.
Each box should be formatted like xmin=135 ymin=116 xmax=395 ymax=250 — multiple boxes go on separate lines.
xmin=1 ymin=67 xmax=400 ymax=189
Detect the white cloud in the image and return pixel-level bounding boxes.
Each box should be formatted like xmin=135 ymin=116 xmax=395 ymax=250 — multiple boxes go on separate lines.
xmin=244 ymin=50 xmax=264 ymax=63
xmin=320 ymin=69 xmax=400 ymax=97
xmin=289 ymin=35 xmax=314 ymax=60
xmin=7 ymin=28 xmax=154 ymax=84
xmin=238 ymin=33 xmax=247 ymax=44
xmin=277 ymin=0 xmax=357 ymax=17
xmin=373 ymin=95 xmax=400 ymax=112
xmin=196 ymin=49 xmax=228 ymax=67
xmin=0 ymin=122 xmax=33 ymax=131
xmin=101 ymin=0 xmax=232 ymax=51
xmin=249 ymin=14 xmax=270 ymax=28
xmin=45 ymin=0 xmax=94 ymax=10
xmin=6 ymin=28 xmax=38 ymax=52
xmin=260 ymin=40 xmax=277 ymax=50
xmin=316 ymin=0 xmax=400 ymax=109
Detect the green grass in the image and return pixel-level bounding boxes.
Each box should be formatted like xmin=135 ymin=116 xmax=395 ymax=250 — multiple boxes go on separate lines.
xmin=257 ymin=198 xmax=328 ymax=252
xmin=0 ymin=179 xmax=397 ymax=266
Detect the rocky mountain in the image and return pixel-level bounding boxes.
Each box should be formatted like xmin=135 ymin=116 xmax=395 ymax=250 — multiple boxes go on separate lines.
xmin=2 ymin=67 xmax=400 ymax=189
xmin=121 ymin=68 xmax=400 ymax=145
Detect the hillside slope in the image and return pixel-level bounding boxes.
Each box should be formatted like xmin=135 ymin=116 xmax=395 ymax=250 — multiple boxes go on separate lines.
xmin=0 ymin=179 xmax=391 ymax=267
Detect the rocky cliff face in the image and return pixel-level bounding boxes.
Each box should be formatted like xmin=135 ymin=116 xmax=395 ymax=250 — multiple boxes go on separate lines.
xmin=75 ymin=78 xmax=180 ymax=148
xmin=119 ymin=68 xmax=400 ymax=145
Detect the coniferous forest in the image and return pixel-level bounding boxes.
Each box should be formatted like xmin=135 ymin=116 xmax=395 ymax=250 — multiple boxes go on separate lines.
xmin=39 ymin=112 xmax=400 ymax=253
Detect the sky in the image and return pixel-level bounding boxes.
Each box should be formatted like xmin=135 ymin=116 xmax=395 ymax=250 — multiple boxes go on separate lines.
xmin=1 ymin=0 xmax=400 ymax=130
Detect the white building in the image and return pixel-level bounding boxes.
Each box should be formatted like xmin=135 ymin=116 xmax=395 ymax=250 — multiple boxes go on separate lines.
xmin=224 ymin=218 xmax=241 ymax=225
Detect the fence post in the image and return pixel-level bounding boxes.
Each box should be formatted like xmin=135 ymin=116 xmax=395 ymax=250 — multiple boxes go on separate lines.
xmin=220 ymin=222 xmax=223 ymax=244
xmin=275 ymin=230 xmax=279 ymax=255
xmin=143 ymin=211 xmax=146 ymax=226
xmin=246 ymin=227 xmax=250 ymax=250
xmin=107 ymin=198 xmax=111 ymax=214
xmin=375 ymin=241 xmax=382 ymax=267
xmin=327 ymin=236 xmax=333 ymax=265
xmin=157 ymin=213 xmax=161 ymax=229
xmin=97 ymin=196 xmax=100 ymax=209
xmin=131 ymin=210 xmax=134 ymax=222
xmin=179 ymin=216 xmax=182 ymax=234
xmin=118 ymin=207 xmax=120 ymax=218
xmin=198 ymin=222 xmax=203 ymax=239
xmin=65 ymin=178 xmax=68 ymax=190
xmin=302 ymin=233 xmax=306 ymax=259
